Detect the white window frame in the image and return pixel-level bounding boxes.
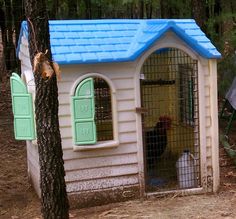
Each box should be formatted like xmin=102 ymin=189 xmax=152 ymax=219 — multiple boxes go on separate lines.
xmin=70 ymin=73 xmax=119 ymax=151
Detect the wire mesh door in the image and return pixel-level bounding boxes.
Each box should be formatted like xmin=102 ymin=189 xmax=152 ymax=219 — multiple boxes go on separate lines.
xmin=140 ymin=48 xmax=201 ymax=192
xmin=94 ymin=77 xmax=113 ymax=141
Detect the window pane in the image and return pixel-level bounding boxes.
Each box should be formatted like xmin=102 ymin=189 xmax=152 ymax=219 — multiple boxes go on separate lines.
xmin=94 ymin=77 xmax=113 ymax=141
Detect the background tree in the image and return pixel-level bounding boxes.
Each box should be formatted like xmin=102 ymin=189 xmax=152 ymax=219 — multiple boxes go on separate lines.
xmin=84 ymin=0 xmax=92 ymax=19
xmin=12 ymin=0 xmax=23 ymax=43
xmin=139 ymin=0 xmax=144 ymax=18
xmin=0 ymin=1 xmax=6 ymax=82
xmin=48 ymin=0 xmax=59 ymax=19
xmin=145 ymin=0 xmax=152 ymax=18
xmin=67 ymin=0 xmax=77 ymax=18
xmin=191 ymin=0 xmax=207 ymax=32
xmin=24 ymin=0 xmax=69 ymax=218
xmin=0 ymin=2 xmax=235 ymax=216
xmin=3 ymin=0 xmax=16 ymax=70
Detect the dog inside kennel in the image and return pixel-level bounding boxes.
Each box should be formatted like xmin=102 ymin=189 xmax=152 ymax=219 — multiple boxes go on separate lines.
xmin=140 ymin=48 xmax=201 ymax=192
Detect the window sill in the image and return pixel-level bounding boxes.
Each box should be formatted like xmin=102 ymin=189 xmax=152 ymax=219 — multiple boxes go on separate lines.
xmin=73 ymin=140 xmax=119 ymax=151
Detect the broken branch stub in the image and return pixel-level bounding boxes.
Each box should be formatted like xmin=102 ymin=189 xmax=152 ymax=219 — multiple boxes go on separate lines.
xmin=33 ymin=51 xmax=61 ymax=80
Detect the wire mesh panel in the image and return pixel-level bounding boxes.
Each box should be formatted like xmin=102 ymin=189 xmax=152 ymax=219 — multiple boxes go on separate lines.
xmin=94 ymin=77 xmax=113 ymax=141
xmin=140 ymin=48 xmax=200 ymax=192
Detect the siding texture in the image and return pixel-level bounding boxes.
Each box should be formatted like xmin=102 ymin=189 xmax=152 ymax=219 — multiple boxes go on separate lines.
xmin=57 ymin=64 xmax=139 ymax=194
xmin=19 ymin=33 xmax=140 ymax=195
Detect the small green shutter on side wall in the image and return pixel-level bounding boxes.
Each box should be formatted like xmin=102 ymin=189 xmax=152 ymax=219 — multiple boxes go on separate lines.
xmin=10 ymin=73 xmax=36 ymax=140
xmin=71 ymin=77 xmax=97 ymax=145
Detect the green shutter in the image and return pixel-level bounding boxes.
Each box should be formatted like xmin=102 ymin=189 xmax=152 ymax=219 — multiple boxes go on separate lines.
xmin=72 ymin=78 xmax=97 ymax=145
xmin=10 ymin=73 xmax=36 ymax=140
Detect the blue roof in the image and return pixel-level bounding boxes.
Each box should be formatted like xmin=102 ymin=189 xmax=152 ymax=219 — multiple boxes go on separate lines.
xmin=17 ymin=19 xmax=221 ymax=64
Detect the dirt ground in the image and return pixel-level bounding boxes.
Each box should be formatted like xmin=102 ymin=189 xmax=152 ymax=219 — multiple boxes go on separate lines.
xmin=1 ymin=74 xmax=236 ymax=219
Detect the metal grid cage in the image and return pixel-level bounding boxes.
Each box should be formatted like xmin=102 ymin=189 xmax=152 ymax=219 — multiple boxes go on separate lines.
xmin=94 ymin=77 xmax=113 ymax=141
xmin=140 ymin=48 xmax=200 ymax=192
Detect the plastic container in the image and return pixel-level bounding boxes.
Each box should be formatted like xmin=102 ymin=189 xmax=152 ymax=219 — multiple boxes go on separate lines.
xmin=176 ymin=149 xmax=196 ymax=189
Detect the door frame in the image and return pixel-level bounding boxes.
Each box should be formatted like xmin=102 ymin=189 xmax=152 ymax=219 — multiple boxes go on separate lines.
xmin=134 ymin=32 xmax=208 ymax=195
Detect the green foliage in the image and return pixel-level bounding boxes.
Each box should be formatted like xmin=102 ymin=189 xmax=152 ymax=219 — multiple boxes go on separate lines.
xmin=168 ymin=0 xmax=192 ymax=18
xmin=2 ymin=0 xmax=236 ymax=98
xmin=202 ymin=1 xmax=236 ymax=98
xmin=46 ymin=0 xmax=236 ymax=99
xmin=218 ymin=54 xmax=236 ymax=97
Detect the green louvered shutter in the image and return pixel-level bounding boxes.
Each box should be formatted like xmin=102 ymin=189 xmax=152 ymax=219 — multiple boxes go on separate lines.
xmin=10 ymin=73 xmax=36 ymax=140
xmin=72 ymin=78 xmax=97 ymax=145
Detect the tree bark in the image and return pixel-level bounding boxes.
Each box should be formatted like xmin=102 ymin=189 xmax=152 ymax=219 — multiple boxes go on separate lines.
xmin=84 ymin=0 xmax=91 ymax=19
xmin=12 ymin=0 xmax=24 ymax=72
xmin=0 ymin=4 xmax=6 ymax=46
xmin=49 ymin=0 xmax=59 ymax=19
xmin=12 ymin=0 xmax=23 ymax=44
xmin=68 ymin=0 xmax=77 ymax=19
xmin=160 ymin=0 xmax=171 ymax=18
xmin=0 ymin=4 xmax=6 ymax=81
xmin=145 ymin=1 xmax=152 ymax=18
xmin=213 ymin=0 xmax=222 ymax=35
xmin=4 ymin=0 xmax=16 ymax=70
xmin=230 ymin=0 xmax=236 ymax=24
xmin=24 ymin=0 xmax=69 ymax=218
xmin=97 ymin=0 xmax=102 ymax=18
xmin=139 ymin=0 xmax=144 ymax=18
xmin=191 ymin=0 xmax=207 ymax=32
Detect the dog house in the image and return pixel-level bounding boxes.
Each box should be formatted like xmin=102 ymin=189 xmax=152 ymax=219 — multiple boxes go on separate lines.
xmin=13 ymin=19 xmax=221 ymax=206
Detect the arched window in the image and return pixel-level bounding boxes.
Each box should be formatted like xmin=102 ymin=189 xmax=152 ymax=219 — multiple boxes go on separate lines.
xmin=71 ymin=77 xmax=113 ymax=145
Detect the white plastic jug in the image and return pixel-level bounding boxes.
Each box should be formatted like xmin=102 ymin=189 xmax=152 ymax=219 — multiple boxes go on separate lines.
xmin=176 ymin=149 xmax=196 ymax=189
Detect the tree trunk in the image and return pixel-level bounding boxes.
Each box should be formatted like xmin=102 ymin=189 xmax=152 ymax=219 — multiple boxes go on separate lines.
xmin=191 ymin=0 xmax=207 ymax=32
xmin=133 ymin=2 xmax=139 ymax=19
xmin=24 ymin=0 xmax=69 ymax=218
xmin=12 ymin=0 xmax=23 ymax=72
xmin=145 ymin=1 xmax=152 ymax=18
xmin=68 ymin=0 xmax=77 ymax=19
xmin=139 ymin=0 xmax=144 ymax=18
xmin=160 ymin=0 xmax=181 ymax=18
xmin=0 ymin=5 xmax=6 ymax=81
xmin=130 ymin=2 xmax=134 ymax=18
xmin=97 ymin=0 xmax=102 ymax=18
xmin=160 ymin=0 xmax=170 ymax=18
xmin=12 ymin=0 xmax=23 ymax=43
xmin=230 ymin=0 xmax=236 ymax=24
xmin=4 ymin=0 xmax=16 ymax=70
xmin=0 ymin=5 xmax=6 ymax=46
xmin=50 ymin=0 xmax=59 ymax=19
xmin=214 ymin=0 xmax=222 ymax=35
xmin=84 ymin=0 xmax=92 ymax=19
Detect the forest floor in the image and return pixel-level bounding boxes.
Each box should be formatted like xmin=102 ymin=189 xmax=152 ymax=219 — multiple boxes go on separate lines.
xmin=1 ymin=71 xmax=236 ymax=218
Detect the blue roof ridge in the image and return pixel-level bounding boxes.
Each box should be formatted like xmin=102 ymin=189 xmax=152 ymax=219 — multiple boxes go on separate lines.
xmin=128 ymin=20 xmax=221 ymax=61
xmin=126 ymin=20 xmax=147 ymax=60
xmin=127 ymin=21 xmax=170 ymax=60
xmin=146 ymin=19 xmax=196 ymax=24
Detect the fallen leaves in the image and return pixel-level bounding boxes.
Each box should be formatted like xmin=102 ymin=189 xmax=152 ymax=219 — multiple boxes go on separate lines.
xmin=224 ymin=171 xmax=236 ymax=177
